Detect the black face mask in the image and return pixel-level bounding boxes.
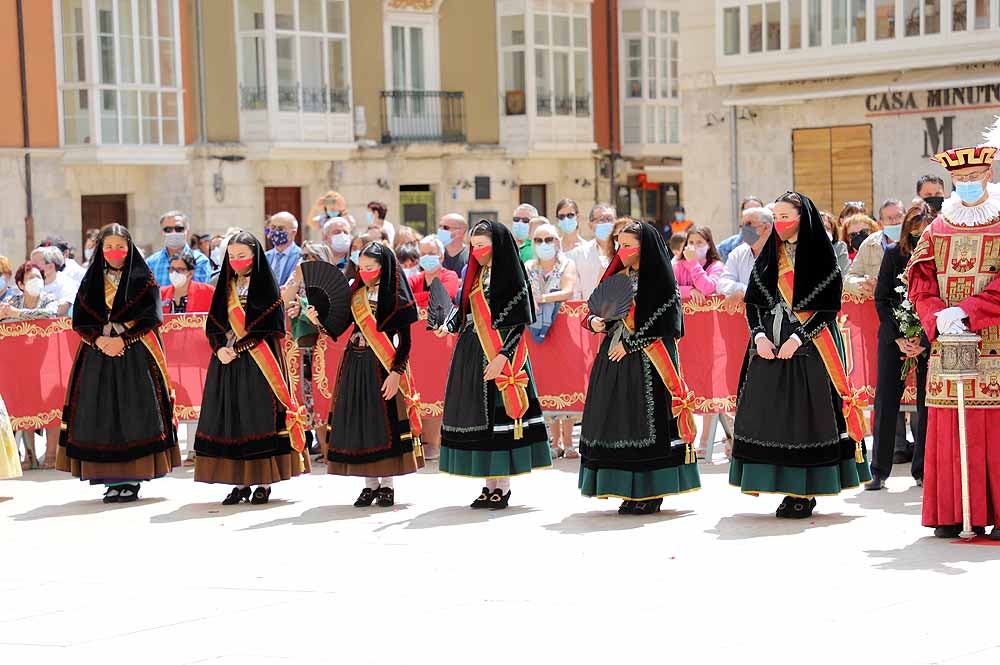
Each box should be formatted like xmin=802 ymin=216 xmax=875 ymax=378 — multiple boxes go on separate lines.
xmin=909 ymin=233 xmax=922 ymax=246
xmin=849 ymin=230 xmax=869 ymax=251
xmin=923 ymin=196 xmax=944 ymax=214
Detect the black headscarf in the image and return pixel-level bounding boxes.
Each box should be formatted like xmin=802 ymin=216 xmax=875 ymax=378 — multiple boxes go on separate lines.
xmin=355 ymin=241 xmax=418 ymax=331
xmin=456 ymin=219 xmax=535 ymax=329
xmin=206 ymin=231 xmax=285 ymax=347
xmin=600 ymin=220 xmax=683 ymax=339
xmin=745 ymin=191 xmax=842 ymax=313
xmin=73 ymin=224 xmax=162 ymax=335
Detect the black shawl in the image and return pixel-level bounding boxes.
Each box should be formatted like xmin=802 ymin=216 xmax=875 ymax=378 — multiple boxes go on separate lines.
xmin=73 ymin=234 xmax=161 ymax=337
xmin=456 ymin=219 xmax=535 ymax=329
xmin=355 ymin=242 xmax=418 ymax=331
xmin=599 ymin=221 xmax=683 ymax=340
xmin=745 ymin=192 xmax=842 ymax=314
xmin=206 ymin=232 xmax=285 ymax=349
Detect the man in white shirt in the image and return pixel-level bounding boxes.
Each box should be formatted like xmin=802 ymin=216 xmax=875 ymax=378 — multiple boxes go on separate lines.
xmin=567 ymin=203 xmax=617 ymax=300
xmin=718 ymin=206 xmax=773 ymax=305
xmin=30 ymin=246 xmax=78 ymax=316
xmin=366 ymin=201 xmax=396 ymax=247
xmin=44 ymin=236 xmax=87 ymax=284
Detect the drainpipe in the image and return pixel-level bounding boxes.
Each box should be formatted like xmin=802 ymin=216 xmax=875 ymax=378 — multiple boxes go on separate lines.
xmin=729 ymin=105 xmax=739 ymax=232
xmin=16 ymin=0 xmax=34 ymax=254
xmin=606 ymin=0 xmax=616 ymax=204
xmin=195 ymin=0 xmax=208 ymax=144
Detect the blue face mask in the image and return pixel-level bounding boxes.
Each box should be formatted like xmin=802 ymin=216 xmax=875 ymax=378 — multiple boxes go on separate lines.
xmin=534 ymin=242 xmax=557 ymax=261
xmin=675 ymin=212 xmax=686 ymax=222
xmin=437 ymin=229 xmax=453 ymax=246
xmin=955 ymin=180 xmax=986 ymax=205
xmin=558 ymin=215 xmax=578 ymax=234
xmin=419 ymin=254 xmax=441 ymax=272
xmin=740 ymin=224 xmax=760 ymax=245
xmin=350 ymin=250 xmax=360 ymax=265
xmin=366 ymin=211 xmax=374 ymax=224
xmin=326 ymin=209 xmax=341 ymax=218
xmin=883 ymin=225 xmax=902 ymax=243
xmin=0 ymin=276 xmax=5 ymax=292
xmin=512 ymin=221 xmax=530 ymax=241
xmin=270 ymin=229 xmax=290 ymax=247
xmin=594 ymin=222 xmax=614 ymax=241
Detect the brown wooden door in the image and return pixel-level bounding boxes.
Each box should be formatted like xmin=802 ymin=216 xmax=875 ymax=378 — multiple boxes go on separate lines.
xmin=792 ymin=124 xmax=873 ymax=214
xmin=81 ymin=194 xmax=128 ymax=248
xmin=518 ymin=184 xmax=547 ymax=218
xmin=263 ymin=186 xmax=303 ymax=249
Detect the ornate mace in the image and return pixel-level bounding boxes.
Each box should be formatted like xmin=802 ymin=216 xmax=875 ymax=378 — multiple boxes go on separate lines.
xmin=937 ymin=332 xmax=982 ymax=541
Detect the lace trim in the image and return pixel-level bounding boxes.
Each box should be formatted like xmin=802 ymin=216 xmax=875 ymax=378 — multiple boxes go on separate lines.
xmin=580 ymin=353 xmax=656 ymax=449
xmin=795 ymin=268 xmax=839 ymax=310
xmin=750 ymin=266 xmax=775 ymax=308
xmin=633 ymin=289 xmax=679 ymax=339
xmin=940 ymin=183 xmax=1000 ymax=228
xmin=493 ymin=281 xmax=528 ymax=327
xmin=733 ymin=433 xmax=841 ymax=449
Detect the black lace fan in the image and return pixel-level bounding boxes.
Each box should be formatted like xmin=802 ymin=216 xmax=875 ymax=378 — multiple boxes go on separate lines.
xmin=587 ymin=273 xmax=634 ymax=321
xmin=300 ymin=261 xmax=352 ymax=339
xmin=426 ymin=277 xmax=453 ymax=330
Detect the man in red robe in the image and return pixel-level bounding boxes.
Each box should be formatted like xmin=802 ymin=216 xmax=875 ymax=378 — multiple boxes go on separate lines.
xmin=907 ymin=132 xmax=1000 ymax=539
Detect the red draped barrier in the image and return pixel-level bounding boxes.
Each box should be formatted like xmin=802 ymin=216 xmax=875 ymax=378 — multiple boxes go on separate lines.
xmin=0 ymin=296 xmax=910 ymax=431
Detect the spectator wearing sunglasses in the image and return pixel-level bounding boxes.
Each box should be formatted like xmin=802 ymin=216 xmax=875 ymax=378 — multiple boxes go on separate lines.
xmin=554 ymin=198 xmax=584 ymax=253
xmin=512 ymin=203 xmax=540 ymax=261
xmin=146 ymin=211 xmax=211 ymax=287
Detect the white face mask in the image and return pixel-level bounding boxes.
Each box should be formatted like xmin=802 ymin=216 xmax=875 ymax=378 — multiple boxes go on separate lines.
xmin=330 ymin=233 xmax=352 ymax=253
xmin=210 ymin=246 xmax=224 ymax=265
xmin=84 ymin=247 xmax=95 ymax=262
xmin=24 ymin=277 xmax=44 ymax=297
xmin=168 ymin=272 xmax=188 ymax=288
xmin=403 ymin=266 xmax=420 ymax=278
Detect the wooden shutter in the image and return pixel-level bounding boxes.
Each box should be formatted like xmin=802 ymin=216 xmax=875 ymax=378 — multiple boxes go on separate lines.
xmin=792 ymin=127 xmax=833 ymax=212
xmin=793 ymin=124 xmax=873 ymax=215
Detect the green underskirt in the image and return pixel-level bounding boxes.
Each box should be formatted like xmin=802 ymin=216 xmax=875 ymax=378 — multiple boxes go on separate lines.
xmin=729 ymin=453 xmax=872 ymax=498
xmin=438 ymin=441 xmax=552 ymax=478
xmin=579 ymin=464 xmax=701 ymax=500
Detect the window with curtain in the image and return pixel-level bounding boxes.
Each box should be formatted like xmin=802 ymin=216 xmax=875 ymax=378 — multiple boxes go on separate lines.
xmin=237 ymin=0 xmax=351 ymax=114
xmin=57 ymin=0 xmax=183 ymax=146
xmin=621 ymin=3 xmax=680 ymax=146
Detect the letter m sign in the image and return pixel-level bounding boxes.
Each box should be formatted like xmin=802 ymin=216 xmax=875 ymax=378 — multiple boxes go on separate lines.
xmin=923 ymin=116 xmax=955 ymax=157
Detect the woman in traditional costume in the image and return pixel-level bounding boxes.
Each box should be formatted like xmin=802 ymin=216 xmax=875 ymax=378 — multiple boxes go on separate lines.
xmin=731 ymin=192 xmax=871 ymax=517
xmin=309 ymin=242 xmax=424 ymax=507
xmin=0 ymin=393 xmax=23 ymax=482
xmin=439 ymin=220 xmax=551 ymax=509
xmin=57 ymin=224 xmax=180 ymax=503
xmin=194 ymin=231 xmax=309 ymax=506
xmin=580 ymin=220 xmax=701 ymax=514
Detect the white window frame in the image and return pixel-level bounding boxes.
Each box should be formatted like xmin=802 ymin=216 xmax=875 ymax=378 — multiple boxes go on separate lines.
xmin=620 ymin=1 xmax=681 ymax=148
xmin=54 ymin=0 xmax=185 ymax=147
xmin=496 ymin=0 xmax=592 ymax=121
xmin=234 ymin=0 xmax=353 ymax=118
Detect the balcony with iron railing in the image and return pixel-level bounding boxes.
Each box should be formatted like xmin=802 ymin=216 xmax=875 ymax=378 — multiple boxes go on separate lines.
xmin=379 ymin=91 xmax=466 ymax=144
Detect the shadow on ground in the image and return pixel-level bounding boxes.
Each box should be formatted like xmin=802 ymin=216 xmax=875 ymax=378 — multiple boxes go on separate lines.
xmin=149 ymin=499 xmax=295 ymax=523
xmin=706 ymin=511 xmax=859 ymax=540
xmin=543 ymin=508 xmax=694 ymax=535
xmin=373 ymin=505 xmax=539 ymax=532
xmin=866 ymin=536 xmax=1000 ymax=575
xmin=12 ymin=496 xmax=167 ymax=521
xmin=238 ymin=503 xmax=414 ymax=531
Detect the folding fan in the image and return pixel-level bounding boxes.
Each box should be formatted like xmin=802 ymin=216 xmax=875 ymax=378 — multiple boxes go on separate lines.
xmin=299 ymin=261 xmax=352 ymax=339
xmin=426 ymin=277 xmax=453 ymax=330
xmin=587 ymin=272 xmax=634 ymax=321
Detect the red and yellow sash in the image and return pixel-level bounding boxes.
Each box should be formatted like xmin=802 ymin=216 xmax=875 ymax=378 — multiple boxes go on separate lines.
xmin=227 ymin=287 xmax=308 ymax=453
xmin=351 ymin=288 xmax=424 ymax=448
xmin=624 ymin=306 xmax=697 ymax=461
xmin=777 ymin=246 xmax=867 ymax=460
xmin=469 ymin=270 xmax=531 ymax=439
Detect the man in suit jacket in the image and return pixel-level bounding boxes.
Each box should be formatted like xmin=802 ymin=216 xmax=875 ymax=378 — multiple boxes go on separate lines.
xmin=265 ymin=212 xmax=302 ymax=287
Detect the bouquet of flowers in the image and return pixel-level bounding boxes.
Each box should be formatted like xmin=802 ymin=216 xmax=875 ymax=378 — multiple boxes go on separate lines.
xmin=893 ymin=276 xmax=925 ymax=380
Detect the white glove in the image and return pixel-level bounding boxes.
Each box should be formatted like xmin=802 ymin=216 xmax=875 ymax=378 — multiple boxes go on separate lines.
xmin=935 ymin=306 xmax=968 ymax=335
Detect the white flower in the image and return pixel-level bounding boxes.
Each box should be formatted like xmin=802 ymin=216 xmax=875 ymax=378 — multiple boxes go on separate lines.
xmin=901 ymin=300 xmax=913 ymax=311
xmin=895 ymin=285 xmax=906 ymax=294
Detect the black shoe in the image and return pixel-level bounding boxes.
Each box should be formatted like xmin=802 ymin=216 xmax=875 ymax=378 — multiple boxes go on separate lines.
xmin=991 ymin=527 xmax=1000 ymax=541
xmin=776 ymin=496 xmax=816 ymax=519
xmin=914 ymin=477 xmax=923 ymax=487
xmin=933 ymin=525 xmax=961 ymax=538
xmin=116 ymin=484 xmax=140 ymax=503
xmin=893 ymin=450 xmax=913 ymax=464
xmin=103 ymin=487 xmax=121 ymax=504
xmin=222 ymin=486 xmax=251 ymax=506
xmin=375 ymin=486 xmax=395 ymax=507
xmin=250 ymin=486 xmax=271 ymax=505
xmin=618 ymin=500 xmax=636 ymax=515
xmin=354 ymin=487 xmax=378 ymax=507
xmin=470 ymin=487 xmax=492 ymax=509
xmin=632 ymin=498 xmax=663 ymax=515
xmin=865 ymin=475 xmax=886 ymax=491
xmin=488 ymin=489 xmax=511 ymax=510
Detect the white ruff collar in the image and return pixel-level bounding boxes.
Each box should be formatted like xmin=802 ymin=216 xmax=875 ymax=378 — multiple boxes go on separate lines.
xmin=941 ymin=182 xmax=1000 ymax=227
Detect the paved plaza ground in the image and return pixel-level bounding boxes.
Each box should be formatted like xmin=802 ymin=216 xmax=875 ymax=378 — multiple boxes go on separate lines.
xmin=1 ymin=452 xmax=997 ymax=665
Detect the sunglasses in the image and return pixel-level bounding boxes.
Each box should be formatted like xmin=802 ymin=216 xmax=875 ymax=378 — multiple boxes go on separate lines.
xmin=533 ymin=237 xmax=557 ymax=245
xmin=557 ymin=213 xmax=576 ymax=220
xmin=512 ymin=217 xmax=531 ymax=224
xmin=162 ymin=225 xmax=185 ymax=233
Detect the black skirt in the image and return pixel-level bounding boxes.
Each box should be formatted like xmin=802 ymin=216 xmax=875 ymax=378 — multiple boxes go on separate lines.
xmin=60 ymin=339 xmax=176 ymax=463
xmin=441 ymin=323 xmax=547 ymax=452
xmin=194 ymin=339 xmax=293 ymax=460
xmin=580 ymin=334 xmax=684 ymax=472
xmin=326 ymin=341 xmax=418 ymax=466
